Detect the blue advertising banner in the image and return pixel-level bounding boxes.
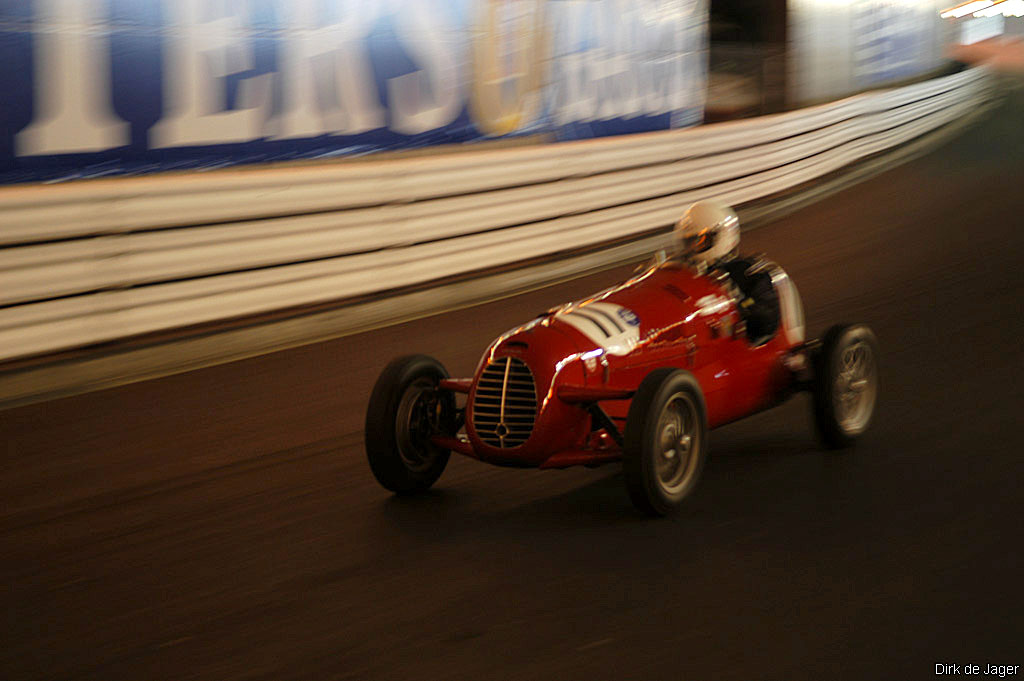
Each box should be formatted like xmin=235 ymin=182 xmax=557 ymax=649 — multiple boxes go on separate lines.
xmin=0 ymin=0 xmax=708 ymax=185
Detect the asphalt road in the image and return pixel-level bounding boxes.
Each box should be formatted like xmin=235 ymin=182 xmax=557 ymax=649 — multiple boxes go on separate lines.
xmin=3 ymin=90 xmax=1023 ymax=681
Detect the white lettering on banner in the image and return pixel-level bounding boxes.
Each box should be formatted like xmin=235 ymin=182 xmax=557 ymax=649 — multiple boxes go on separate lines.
xmin=549 ymin=2 xmax=596 ymax=126
xmin=387 ymin=2 xmax=464 ymax=135
xmin=673 ymin=0 xmax=708 ymax=115
xmin=11 ymin=0 xmax=708 ymax=160
xmin=15 ymin=0 xmax=130 ymax=156
xmin=641 ymin=16 xmax=677 ymax=116
xmin=550 ymin=0 xmax=700 ymax=125
xmin=151 ymin=0 xmax=272 ymax=148
xmin=597 ymin=0 xmax=640 ymax=121
xmin=270 ymin=1 xmax=385 ymax=140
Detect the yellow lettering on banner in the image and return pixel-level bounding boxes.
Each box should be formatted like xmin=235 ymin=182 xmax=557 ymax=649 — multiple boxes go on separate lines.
xmin=470 ymin=0 xmax=550 ymax=137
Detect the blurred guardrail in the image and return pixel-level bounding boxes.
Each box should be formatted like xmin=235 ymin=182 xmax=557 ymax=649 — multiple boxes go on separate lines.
xmin=0 ymin=67 xmax=992 ymax=366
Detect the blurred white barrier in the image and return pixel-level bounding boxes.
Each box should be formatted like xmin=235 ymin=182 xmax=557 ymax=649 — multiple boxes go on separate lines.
xmin=0 ymin=68 xmax=992 ymax=362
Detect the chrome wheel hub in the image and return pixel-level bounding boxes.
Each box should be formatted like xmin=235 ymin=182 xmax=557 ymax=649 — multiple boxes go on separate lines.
xmin=395 ymin=378 xmax=443 ymax=473
xmin=654 ymin=393 xmax=700 ymax=494
xmin=833 ymin=340 xmax=877 ymax=434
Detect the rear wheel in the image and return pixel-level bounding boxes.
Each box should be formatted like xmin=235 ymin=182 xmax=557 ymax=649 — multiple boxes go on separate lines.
xmin=365 ymin=355 xmax=455 ymax=494
xmin=623 ymin=369 xmax=709 ymax=516
xmin=812 ymin=324 xmax=879 ymax=449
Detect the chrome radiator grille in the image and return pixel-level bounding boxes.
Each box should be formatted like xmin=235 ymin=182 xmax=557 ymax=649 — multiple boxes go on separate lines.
xmin=472 ymin=356 xmax=538 ymax=448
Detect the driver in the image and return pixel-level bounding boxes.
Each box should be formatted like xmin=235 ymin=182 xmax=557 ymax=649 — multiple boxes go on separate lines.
xmin=674 ymin=200 xmax=780 ymax=344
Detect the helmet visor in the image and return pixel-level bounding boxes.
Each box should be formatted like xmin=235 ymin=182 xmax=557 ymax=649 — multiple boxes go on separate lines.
xmin=683 ymin=229 xmax=716 ymax=255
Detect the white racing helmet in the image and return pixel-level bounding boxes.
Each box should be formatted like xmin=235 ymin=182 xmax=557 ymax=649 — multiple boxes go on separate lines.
xmin=674 ymin=200 xmax=740 ymax=266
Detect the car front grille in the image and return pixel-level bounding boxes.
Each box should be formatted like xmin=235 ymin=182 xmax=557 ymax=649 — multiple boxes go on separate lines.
xmin=472 ymin=356 xmax=538 ymax=448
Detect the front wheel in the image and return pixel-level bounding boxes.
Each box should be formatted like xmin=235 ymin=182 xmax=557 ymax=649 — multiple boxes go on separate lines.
xmin=365 ymin=355 xmax=455 ymax=494
xmin=812 ymin=324 xmax=879 ymax=449
xmin=623 ymin=369 xmax=709 ymax=516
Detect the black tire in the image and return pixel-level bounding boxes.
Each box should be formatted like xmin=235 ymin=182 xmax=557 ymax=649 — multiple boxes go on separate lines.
xmin=365 ymin=355 xmax=455 ymax=494
xmin=812 ymin=324 xmax=879 ymax=449
xmin=623 ymin=368 xmax=709 ymax=516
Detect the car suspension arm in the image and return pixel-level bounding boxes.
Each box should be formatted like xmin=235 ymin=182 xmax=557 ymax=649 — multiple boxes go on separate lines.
xmin=585 ymin=403 xmax=624 ymax=448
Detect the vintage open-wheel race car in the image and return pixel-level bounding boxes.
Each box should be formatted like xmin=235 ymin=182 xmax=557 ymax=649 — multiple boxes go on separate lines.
xmin=364 ymin=252 xmax=878 ymax=516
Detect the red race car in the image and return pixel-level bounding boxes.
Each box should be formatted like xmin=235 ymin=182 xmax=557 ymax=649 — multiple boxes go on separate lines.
xmin=366 ymin=208 xmax=879 ymax=516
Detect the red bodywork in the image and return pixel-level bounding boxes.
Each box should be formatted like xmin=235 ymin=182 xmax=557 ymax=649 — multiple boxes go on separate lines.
xmin=432 ymin=260 xmax=805 ymax=469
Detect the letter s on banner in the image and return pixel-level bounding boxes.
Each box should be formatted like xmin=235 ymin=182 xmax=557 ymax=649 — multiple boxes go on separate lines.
xmin=387 ymin=1 xmax=464 ymax=135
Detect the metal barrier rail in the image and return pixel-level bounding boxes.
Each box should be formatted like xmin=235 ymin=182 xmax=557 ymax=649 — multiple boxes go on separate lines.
xmin=0 ymin=68 xmax=992 ymax=363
